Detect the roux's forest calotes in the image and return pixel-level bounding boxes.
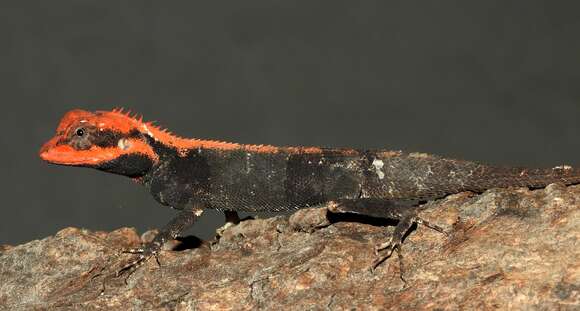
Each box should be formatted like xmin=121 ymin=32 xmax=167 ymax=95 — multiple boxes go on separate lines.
xmin=39 ymin=109 xmax=580 ymax=274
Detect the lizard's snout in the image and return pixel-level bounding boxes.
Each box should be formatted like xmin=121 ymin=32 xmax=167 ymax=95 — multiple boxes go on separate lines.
xmin=40 ymin=137 xmax=56 ymax=158
xmin=39 ymin=136 xmax=64 ymax=162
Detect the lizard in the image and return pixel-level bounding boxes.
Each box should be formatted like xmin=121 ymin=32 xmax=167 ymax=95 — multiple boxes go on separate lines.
xmin=39 ymin=108 xmax=580 ymax=276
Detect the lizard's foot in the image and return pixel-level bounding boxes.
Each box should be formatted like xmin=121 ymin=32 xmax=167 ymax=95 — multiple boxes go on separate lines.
xmin=117 ymin=242 xmax=162 ymax=282
xmin=114 ymin=209 xmax=202 ymax=283
xmin=374 ymin=236 xmax=395 ymax=256
xmin=415 ymin=217 xmax=447 ymax=235
xmin=371 ymin=236 xmax=400 ymax=270
xmin=371 ymin=237 xmax=406 ymax=284
xmin=370 ymin=215 xmax=447 ymax=281
xmin=368 ymin=213 xmax=415 ymax=282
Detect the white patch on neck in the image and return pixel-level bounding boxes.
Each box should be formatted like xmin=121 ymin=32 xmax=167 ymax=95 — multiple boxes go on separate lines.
xmin=372 ymin=158 xmax=385 ymax=179
xmin=141 ymin=124 xmax=155 ymax=139
xmin=117 ymin=138 xmax=131 ymax=150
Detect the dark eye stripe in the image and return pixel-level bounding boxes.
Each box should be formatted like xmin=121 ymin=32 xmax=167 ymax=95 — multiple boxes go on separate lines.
xmin=91 ymin=130 xmax=126 ymax=148
xmin=64 ymin=126 xmax=143 ymax=150
xmin=127 ymin=129 xmax=144 ymax=139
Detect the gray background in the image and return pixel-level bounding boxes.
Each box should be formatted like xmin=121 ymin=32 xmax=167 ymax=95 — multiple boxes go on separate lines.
xmin=2 ymin=1 xmax=580 ymax=245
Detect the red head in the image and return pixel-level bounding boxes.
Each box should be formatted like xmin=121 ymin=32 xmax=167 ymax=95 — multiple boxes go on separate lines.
xmin=40 ymin=108 xmax=295 ymax=177
xmin=39 ymin=109 xmax=163 ymax=177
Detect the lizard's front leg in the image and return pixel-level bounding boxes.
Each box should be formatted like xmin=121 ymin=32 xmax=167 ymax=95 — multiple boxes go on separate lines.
xmin=117 ymin=207 xmax=204 ymax=278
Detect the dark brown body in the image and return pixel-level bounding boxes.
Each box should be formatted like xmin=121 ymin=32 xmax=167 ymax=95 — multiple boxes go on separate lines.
xmin=143 ymin=138 xmax=580 ymax=212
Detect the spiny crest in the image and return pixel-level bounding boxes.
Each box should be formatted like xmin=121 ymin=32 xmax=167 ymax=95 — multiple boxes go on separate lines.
xmin=111 ymin=107 xmax=144 ymax=122
xmin=106 ymin=108 xmax=182 ymax=140
xmin=56 ymin=108 xmax=284 ymax=152
xmin=105 ymin=108 xmax=242 ymax=150
xmin=104 ymin=109 xmax=318 ymax=153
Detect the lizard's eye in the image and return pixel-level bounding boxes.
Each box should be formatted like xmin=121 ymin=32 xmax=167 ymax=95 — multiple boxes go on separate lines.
xmin=75 ymin=128 xmax=85 ymax=137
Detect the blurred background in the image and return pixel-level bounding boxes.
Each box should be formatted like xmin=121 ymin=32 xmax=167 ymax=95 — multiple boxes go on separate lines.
xmin=2 ymin=1 xmax=580 ymax=245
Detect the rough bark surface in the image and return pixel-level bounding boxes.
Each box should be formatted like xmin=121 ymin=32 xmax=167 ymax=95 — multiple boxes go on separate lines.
xmin=1 ymin=184 xmax=579 ymax=310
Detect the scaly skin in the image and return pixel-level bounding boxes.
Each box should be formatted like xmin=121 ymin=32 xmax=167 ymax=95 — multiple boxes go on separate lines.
xmin=39 ymin=109 xmax=580 ymax=277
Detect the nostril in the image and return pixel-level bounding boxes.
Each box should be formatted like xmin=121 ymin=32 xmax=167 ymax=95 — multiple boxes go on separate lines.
xmin=39 ymin=142 xmax=51 ymax=155
xmin=39 ymin=136 xmax=61 ymax=157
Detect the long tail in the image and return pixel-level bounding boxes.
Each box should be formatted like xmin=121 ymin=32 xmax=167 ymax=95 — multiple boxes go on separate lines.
xmin=465 ymin=164 xmax=580 ymax=191
xmin=373 ymin=152 xmax=580 ymax=200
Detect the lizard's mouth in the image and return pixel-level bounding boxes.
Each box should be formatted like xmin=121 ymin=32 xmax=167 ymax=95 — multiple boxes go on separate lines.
xmin=39 ymin=138 xmax=115 ymax=166
xmin=40 ymin=137 xmax=158 ymax=166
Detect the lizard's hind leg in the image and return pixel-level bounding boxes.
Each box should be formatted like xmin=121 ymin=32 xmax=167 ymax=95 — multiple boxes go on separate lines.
xmin=328 ymin=199 xmax=444 ymax=279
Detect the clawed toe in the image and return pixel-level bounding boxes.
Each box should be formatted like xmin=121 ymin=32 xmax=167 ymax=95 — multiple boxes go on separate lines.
xmin=116 ymin=254 xmax=147 ymax=277
xmin=415 ymin=217 xmax=447 ymax=235
xmin=115 ymin=244 xmax=161 ymax=281
xmin=122 ymin=247 xmax=145 ymax=254
xmin=371 ymin=239 xmax=400 ymax=271
xmin=373 ymin=237 xmax=394 ymax=255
